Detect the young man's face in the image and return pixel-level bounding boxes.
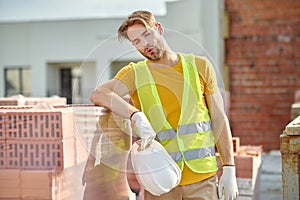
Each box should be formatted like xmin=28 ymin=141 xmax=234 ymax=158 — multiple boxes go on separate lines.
xmin=127 ymin=23 xmax=164 ymax=61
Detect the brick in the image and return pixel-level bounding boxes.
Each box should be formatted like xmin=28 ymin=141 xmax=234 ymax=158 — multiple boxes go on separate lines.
xmin=0 ymin=98 xmax=18 ymax=106
xmin=217 ymin=145 xmax=262 ymax=179
xmin=6 ymin=140 xmax=64 ymax=170
xmin=217 ymin=145 xmax=262 ymax=196
xmin=5 ymin=111 xmax=63 ymax=140
xmin=0 ymin=106 xmax=75 ymax=141
xmin=0 ymin=169 xmax=21 ymax=198
xmin=4 ymin=137 xmax=76 ymax=171
xmin=216 ymin=137 xmax=240 ymax=154
xmin=21 ymin=167 xmax=85 ymax=200
xmin=21 ymin=170 xmax=53 ymax=199
xmin=0 ymin=97 xmax=67 ymax=107
xmin=25 ymin=97 xmax=67 ymax=106
xmin=0 ymin=166 xmax=86 ymax=200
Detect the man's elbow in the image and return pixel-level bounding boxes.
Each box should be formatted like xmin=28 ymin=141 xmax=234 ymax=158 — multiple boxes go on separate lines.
xmin=89 ymin=87 xmax=112 ymax=106
xmin=89 ymin=88 xmax=105 ymax=105
xmin=89 ymin=90 xmax=98 ymax=105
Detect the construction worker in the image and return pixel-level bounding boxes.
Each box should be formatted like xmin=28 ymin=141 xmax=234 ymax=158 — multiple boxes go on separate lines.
xmin=90 ymin=10 xmax=239 ymax=200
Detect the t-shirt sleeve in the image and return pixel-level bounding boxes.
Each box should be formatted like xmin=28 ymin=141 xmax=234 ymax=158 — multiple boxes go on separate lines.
xmin=114 ymin=62 xmax=136 ymax=94
xmin=195 ymin=56 xmax=219 ymax=95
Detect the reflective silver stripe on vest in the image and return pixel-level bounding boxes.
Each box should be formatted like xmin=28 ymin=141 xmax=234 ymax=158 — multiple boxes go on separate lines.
xmin=156 ymin=129 xmax=177 ymax=141
xmin=178 ymin=121 xmax=211 ymax=135
xmin=169 ymin=146 xmax=215 ymax=162
xmin=156 ymin=121 xmax=211 ymax=141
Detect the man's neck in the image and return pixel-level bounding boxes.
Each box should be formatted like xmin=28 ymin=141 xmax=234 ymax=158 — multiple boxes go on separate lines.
xmin=148 ymin=51 xmax=179 ymax=68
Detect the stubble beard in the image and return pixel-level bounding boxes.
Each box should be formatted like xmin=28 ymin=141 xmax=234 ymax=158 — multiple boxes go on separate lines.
xmin=141 ymin=47 xmax=164 ymax=61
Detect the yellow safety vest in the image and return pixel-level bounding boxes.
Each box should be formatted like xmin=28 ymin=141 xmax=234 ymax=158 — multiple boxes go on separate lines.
xmin=133 ymin=53 xmax=218 ymax=173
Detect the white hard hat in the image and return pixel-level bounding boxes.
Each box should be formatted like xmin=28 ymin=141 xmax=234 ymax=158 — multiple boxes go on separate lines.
xmin=130 ymin=140 xmax=182 ymax=196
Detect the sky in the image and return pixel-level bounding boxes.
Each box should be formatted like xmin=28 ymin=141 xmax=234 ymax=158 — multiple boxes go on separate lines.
xmin=0 ymin=0 xmax=172 ymax=22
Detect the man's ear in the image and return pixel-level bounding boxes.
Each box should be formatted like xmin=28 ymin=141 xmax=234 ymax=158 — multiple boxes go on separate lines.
xmin=155 ymin=22 xmax=164 ymax=35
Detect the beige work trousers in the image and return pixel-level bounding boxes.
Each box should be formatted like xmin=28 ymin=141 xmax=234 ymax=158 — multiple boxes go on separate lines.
xmin=143 ymin=174 xmax=219 ymax=200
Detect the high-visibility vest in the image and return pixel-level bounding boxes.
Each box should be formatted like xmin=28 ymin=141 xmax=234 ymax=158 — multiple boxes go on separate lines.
xmin=133 ymin=53 xmax=218 ymax=173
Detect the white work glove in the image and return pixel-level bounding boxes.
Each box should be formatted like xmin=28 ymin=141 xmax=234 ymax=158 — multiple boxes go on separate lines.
xmin=131 ymin=111 xmax=156 ymax=150
xmin=218 ymin=166 xmax=239 ymax=200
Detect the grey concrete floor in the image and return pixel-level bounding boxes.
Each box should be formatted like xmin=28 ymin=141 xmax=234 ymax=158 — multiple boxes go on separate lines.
xmin=254 ymin=150 xmax=282 ymax=200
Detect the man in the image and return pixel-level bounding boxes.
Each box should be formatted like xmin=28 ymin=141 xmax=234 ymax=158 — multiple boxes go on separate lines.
xmin=90 ymin=10 xmax=238 ymax=200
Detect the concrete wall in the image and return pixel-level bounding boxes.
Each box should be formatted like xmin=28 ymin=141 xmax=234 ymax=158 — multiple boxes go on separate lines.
xmin=0 ymin=0 xmax=224 ymax=103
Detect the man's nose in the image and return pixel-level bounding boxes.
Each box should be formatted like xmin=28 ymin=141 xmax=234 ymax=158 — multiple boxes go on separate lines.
xmin=139 ymin=38 xmax=150 ymax=48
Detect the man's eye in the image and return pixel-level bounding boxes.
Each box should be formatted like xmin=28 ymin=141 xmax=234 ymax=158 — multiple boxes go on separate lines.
xmin=133 ymin=40 xmax=140 ymax=45
xmin=144 ymin=32 xmax=150 ymax=37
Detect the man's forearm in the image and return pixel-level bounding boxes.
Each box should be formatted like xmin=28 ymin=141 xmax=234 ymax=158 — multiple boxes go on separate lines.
xmin=206 ymin=92 xmax=235 ymax=165
xmin=89 ymin=87 xmax=138 ymax=119
xmin=215 ymin=117 xmax=235 ymax=166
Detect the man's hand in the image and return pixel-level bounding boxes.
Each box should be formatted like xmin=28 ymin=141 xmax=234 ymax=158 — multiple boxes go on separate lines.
xmin=131 ymin=111 xmax=156 ymax=150
xmin=218 ymin=166 xmax=239 ymax=200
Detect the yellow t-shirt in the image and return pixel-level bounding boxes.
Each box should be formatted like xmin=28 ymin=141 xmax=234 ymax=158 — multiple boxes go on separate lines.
xmin=114 ymin=55 xmax=218 ymax=185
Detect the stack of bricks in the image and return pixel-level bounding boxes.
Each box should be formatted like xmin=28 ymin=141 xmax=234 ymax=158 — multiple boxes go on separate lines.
xmin=217 ymin=137 xmax=263 ymax=200
xmin=0 ymin=104 xmax=81 ymax=199
xmin=0 ymin=104 xmax=135 ymax=200
xmin=72 ymin=105 xmax=134 ymax=200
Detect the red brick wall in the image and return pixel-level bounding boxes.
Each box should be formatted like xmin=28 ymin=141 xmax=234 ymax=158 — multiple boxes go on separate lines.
xmin=225 ymin=0 xmax=300 ymax=151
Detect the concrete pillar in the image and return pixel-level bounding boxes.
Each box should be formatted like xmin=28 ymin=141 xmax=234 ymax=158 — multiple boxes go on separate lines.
xmin=280 ymin=116 xmax=300 ymax=200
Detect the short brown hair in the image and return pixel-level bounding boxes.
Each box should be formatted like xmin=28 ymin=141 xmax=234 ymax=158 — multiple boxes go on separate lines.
xmin=117 ymin=10 xmax=157 ymax=41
